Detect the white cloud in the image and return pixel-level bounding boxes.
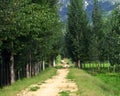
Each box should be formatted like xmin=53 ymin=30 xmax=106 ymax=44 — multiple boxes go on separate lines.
xmin=59 ymin=7 xmax=63 ymax=11
xmin=85 ymin=1 xmax=89 ymax=9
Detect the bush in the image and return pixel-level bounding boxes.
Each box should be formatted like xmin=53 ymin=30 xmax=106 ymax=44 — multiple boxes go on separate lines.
xmin=56 ymin=55 xmax=62 ymax=64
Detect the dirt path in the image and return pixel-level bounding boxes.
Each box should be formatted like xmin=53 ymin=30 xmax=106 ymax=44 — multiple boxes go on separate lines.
xmin=17 ymin=68 xmax=78 ymax=96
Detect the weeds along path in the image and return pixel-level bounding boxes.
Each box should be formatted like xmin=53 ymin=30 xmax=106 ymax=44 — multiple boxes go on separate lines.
xmin=17 ymin=68 xmax=78 ymax=96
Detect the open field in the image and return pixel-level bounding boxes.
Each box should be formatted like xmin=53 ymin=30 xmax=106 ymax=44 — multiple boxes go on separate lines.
xmin=86 ymin=68 xmax=120 ymax=96
xmin=96 ymin=73 xmax=120 ymax=96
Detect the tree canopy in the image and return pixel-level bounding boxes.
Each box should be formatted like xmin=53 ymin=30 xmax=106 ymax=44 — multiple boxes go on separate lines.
xmin=66 ymin=0 xmax=89 ymax=68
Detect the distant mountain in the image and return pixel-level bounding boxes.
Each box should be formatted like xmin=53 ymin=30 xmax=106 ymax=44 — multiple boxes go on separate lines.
xmin=85 ymin=0 xmax=119 ymax=20
xmin=59 ymin=0 xmax=120 ymax=22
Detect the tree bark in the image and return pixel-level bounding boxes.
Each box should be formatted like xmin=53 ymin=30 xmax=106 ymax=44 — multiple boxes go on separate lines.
xmin=78 ymin=60 xmax=82 ymax=69
xmin=16 ymin=70 xmax=20 ymax=80
xmin=0 ymin=61 xmax=2 ymax=87
xmin=31 ymin=64 xmax=34 ymax=76
xmin=75 ymin=62 xmax=78 ymax=67
xmin=6 ymin=62 xmax=10 ymax=85
xmin=53 ymin=58 xmax=56 ymax=67
xmin=29 ymin=52 xmax=32 ymax=77
xmin=10 ymin=51 xmax=15 ymax=84
xmin=35 ymin=63 xmax=39 ymax=76
xmin=103 ymin=63 xmax=104 ymax=68
xmin=39 ymin=62 xmax=41 ymax=72
xmin=26 ymin=63 xmax=29 ymax=78
xmin=83 ymin=63 xmax=85 ymax=69
xmin=49 ymin=59 xmax=52 ymax=67
xmin=42 ymin=60 xmax=45 ymax=71
xmin=78 ymin=60 xmax=80 ymax=68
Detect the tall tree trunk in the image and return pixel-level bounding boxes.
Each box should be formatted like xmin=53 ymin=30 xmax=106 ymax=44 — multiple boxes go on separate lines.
xmin=26 ymin=63 xmax=29 ymax=78
xmin=83 ymin=63 xmax=85 ymax=69
xmin=49 ymin=59 xmax=52 ymax=67
xmin=103 ymin=63 xmax=104 ymax=68
xmin=35 ymin=63 xmax=37 ymax=76
xmin=33 ymin=64 xmax=35 ymax=76
xmin=10 ymin=51 xmax=15 ymax=84
xmin=75 ymin=62 xmax=78 ymax=67
xmin=0 ymin=61 xmax=2 ymax=87
xmin=42 ymin=60 xmax=45 ymax=71
xmin=78 ymin=60 xmax=81 ymax=68
xmin=29 ymin=51 xmax=32 ymax=77
xmin=1 ymin=49 xmax=10 ymax=86
xmin=35 ymin=63 xmax=39 ymax=76
xmin=53 ymin=58 xmax=56 ymax=67
xmin=3 ymin=63 xmax=5 ymax=86
xmin=37 ymin=63 xmax=39 ymax=74
xmin=6 ymin=62 xmax=10 ymax=85
xmin=17 ymin=70 xmax=20 ymax=80
xmin=77 ymin=60 xmax=82 ymax=69
xmin=39 ymin=62 xmax=41 ymax=72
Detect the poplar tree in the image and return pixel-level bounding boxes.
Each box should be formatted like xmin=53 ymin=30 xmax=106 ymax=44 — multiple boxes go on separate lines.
xmin=108 ymin=6 xmax=120 ymax=65
xmin=66 ymin=0 xmax=89 ymax=68
xmin=0 ymin=0 xmax=62 ymax=87
xmin=90 ymin=0 xmax=104 ymax=62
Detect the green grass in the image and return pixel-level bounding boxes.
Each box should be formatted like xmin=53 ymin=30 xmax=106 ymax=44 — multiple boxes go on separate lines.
xmin=29 ymin=86 xmax=40 ymax=91
xmin=68 ymin=68 xmax=114 ymax=96
xmin=0 ymin=68 xmax=57 ymax=96
xmin=96 ymin=72 xmax=120 ymax=96
xmin=54 ymin=65 xmax=63 ymax=69
xmin=85 ymin=66 xmax=120 ymax=96
xmin=59 ymin=91 xmax=70 ymax=96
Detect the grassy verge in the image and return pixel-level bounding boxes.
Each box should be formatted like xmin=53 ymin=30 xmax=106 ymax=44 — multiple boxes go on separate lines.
xmin=86 ymin=68 xmax=120 ymax=96
xmin=0 ymin=68 xmax=57 ymax=96
xmin=96 ymin=72 xmax=120 ymax=96
xmin=68 ymin=68 xmax=114 ymax=96
xmin=59 ymin=91 xmax=70 ymax=96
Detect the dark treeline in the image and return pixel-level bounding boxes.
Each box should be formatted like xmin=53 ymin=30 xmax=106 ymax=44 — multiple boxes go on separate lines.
xmin=66 ymin=0 xmax=120 ymax=68
xmin=0 ymin=0 xmax=63 ymax=87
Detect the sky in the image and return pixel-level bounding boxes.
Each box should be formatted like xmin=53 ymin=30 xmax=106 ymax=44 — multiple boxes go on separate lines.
xmin=59 ymin=0 xmax=120 ymax=21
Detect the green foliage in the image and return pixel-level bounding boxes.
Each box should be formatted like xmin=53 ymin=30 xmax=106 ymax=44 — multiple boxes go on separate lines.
xmin=86 ymin=68 xmax=120 ymax=95
xmin=96 ymin=73 xmax=120 ymax=95
xmin=32 ymin=0 xmax=58 ymax=8
xmin=59 ymin=91 xmax=70 ymax=96
xmin=29 ymin=86 xmax=39 ymax=91
xmin=56 ymin=54 xmax=62 ymax=64
xmin=87 ymin=1 xmax=120 ymax=65
xmin=65 ymin=58 xmax=73 ymax=65
xmin=16 ymin=3 xmax=62 ymax=59
xmin=66 ymin=0 xmax=89 ymax=66
xmin=66 ymin=0 xmax=119 ymax=66
xmin=0 ymin=0 xmax=63 ymax=87
xmin=107 ymin=6 xmax=120 ymax=65
xmin=89 ymin=0 xmax=105 ymax=62
xmin=54 ymin=65 xmax=63 ymax=69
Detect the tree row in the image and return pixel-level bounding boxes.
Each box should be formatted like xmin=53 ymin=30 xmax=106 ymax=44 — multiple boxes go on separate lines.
xmin=0 ymin=0 xmax=63 ymax=87
xmin=66 ymin=0 xmax=120 ymax=68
